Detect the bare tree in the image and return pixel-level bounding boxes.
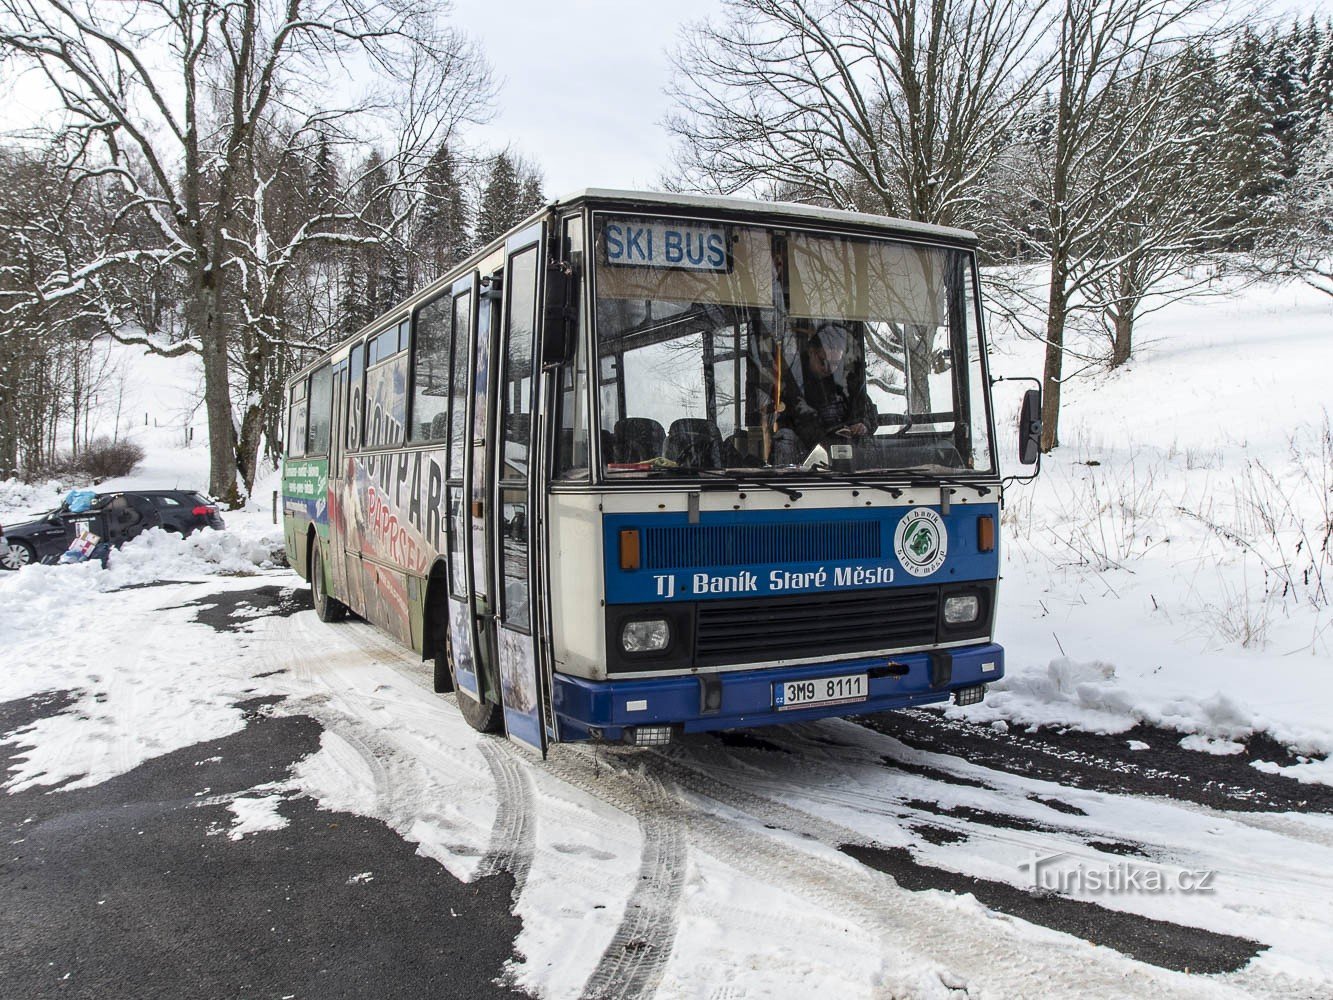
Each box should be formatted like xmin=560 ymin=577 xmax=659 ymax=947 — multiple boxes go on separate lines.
xmin=667 ymin=0 xmax=1054 ymax=230
xmin=990 ymin=0 xmax=1229 ymax=451
xmin=0 ymin=0 xmax=491 ymax=502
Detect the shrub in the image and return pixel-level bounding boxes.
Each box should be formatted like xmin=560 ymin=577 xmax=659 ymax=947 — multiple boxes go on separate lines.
xmin=39 ymin=437 xmax=145 ymax=483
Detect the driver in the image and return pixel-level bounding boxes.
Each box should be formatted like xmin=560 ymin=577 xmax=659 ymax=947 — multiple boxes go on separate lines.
xmin=790 ymin=323 xmax=877 ymax=450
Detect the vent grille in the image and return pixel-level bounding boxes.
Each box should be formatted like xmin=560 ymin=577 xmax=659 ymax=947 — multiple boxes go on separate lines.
xmin=695 ymin=586 xmax=938 ymax=666
xmin=643 ymin=521 xmax=880 ymax=570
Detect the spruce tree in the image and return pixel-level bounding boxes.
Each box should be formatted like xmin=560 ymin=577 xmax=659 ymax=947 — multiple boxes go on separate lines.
xmin=474 ymin=153 xmax=523 ymax=246
xmin=414 ymin=142 xmax=469 ymax=282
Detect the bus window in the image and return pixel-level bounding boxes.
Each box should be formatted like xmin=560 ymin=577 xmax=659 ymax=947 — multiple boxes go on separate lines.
xmin=287 ymin=380 xmax=308 ymax=458
xmin=411 ymin=295 xmax=452 ymax=442
xmin=306 ymin=363 xmax=333 ymax=455
xmin=555 ymin=216 xmax=591 ymax=480
xmin=365 ymin=338 xmax=407 ymax=448
xmin=398 ymin=318 xmax=411 ymax=353
xmin=448 ymin=290 xmax=472 ymax=477
xmin=347 ymin=341 xmax=365 ymax=450
xmin=500 ymin=245 xmax=539 ymax=629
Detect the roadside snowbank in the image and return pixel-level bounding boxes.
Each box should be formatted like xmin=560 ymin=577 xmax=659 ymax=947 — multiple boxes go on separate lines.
xmin=0 ymin=515 xmax=285 ymax=634
xmin=948 ymin=656 xmax=1333 ymax=758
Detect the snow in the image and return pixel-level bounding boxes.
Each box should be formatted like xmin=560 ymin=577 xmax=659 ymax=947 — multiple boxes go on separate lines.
xmin=963 ymin=272 xmax=1333 ymax=763
xmin=4 ymin=277 xmax=1333 ymax=996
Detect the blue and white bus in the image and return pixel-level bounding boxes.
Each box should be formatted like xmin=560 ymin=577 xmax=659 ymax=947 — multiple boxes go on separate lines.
xmin=282 ymin=190 xmax=1040 ymax=754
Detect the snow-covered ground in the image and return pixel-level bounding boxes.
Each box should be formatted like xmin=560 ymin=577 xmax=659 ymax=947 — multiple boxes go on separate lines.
xmin=2 ymin=274 xmax=1333 ymax=998
xmin=971 ymin=275 xmax=1333 ymax=770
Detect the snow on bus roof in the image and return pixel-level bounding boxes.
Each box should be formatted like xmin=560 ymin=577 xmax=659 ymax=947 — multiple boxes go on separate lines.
xmin=551 ymin=188 xmax=977 ymax=243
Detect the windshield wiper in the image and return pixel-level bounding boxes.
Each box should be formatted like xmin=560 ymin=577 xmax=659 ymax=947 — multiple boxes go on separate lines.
xmin=857 ymin=465 xmax=993 ymax=497
xmin=696 ymin=467 xmax=803 ymax=501
xmin=806 ymin=463 xmax=904 ymax=498
xmin=614 ymin=464 xmax=805 ymax=500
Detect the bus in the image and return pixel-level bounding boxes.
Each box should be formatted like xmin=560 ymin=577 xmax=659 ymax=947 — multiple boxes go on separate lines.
xmin=281 ymin=189 xmax=1040 ymax=754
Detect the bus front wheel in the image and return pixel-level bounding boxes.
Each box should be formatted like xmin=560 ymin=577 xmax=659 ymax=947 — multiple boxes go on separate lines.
xmin=309 ymin=541 xmax=347 ymax=623
xmin=439 ymin=639 xmax=502 ymax=733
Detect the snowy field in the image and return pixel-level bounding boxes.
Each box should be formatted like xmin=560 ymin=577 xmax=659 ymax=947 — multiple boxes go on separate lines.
xmin=2 ymin=274 xmax=1332 ymax=998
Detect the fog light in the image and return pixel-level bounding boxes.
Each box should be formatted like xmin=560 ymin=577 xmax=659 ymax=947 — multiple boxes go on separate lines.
xmin=943 ymin=594 xmax=980 ymax=624
xmin=626 ymin=725 xmax=673 ymax=746
xmin=622 ymin=619 xmax=670 ymax=652
xmin=954 ymin=684 xmax=986 ymax=706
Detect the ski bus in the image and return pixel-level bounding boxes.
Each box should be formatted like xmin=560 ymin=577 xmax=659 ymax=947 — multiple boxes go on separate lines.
xmin=281 ymin=190 xmax=1040 ymax=754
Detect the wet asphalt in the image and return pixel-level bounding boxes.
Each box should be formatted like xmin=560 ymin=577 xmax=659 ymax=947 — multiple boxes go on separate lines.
xmin=0 ymin=691 xmax=528 ymax=1000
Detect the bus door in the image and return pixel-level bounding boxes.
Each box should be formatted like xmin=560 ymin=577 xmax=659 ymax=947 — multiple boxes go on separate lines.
xmin=489 ymin=224 xmax=550 ymax=753
xmin=326 ymin=357 xmax=349 ymax=601
xmin=449 ymin=273 xmax=484 ymax=702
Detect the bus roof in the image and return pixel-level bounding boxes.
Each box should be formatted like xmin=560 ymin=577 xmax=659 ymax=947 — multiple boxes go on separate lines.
xmin=552 ymin=188 xmax=978 ymax=244
xmin=288 ymin=189 xmax=977 ymax=384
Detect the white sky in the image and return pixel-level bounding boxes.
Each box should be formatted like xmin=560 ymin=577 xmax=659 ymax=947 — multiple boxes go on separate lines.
xmin=448 ymin=0 xmax=720 ymax=197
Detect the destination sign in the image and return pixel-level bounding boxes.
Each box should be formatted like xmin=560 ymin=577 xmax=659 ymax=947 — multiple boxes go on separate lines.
xmin=603 ymin=218 xmax=730 ymax=272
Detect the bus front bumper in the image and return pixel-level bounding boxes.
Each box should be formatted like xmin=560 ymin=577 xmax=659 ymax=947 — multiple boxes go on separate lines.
xmin=551 ymin=643 xmax=1003 ymax=742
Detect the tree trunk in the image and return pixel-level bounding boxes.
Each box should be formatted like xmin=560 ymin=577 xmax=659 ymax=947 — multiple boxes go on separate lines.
xmin=1041 ymin=262 xmax=1066 ymax=453
xmin=195 ymin=271 xmax=241 ymax=507
xmin=1110 ymin=311 xmax=1133 ymax=368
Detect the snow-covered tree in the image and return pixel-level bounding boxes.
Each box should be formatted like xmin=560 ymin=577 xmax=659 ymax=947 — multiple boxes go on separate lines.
xmin=666 ymin=0 xmax=1054 ymax=231
xmin=0 ymin=0 xmax=492 ymax=501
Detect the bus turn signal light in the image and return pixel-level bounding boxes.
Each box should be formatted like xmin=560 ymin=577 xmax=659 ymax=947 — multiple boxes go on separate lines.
xmin=619 ymin=529 xmax=641 ymax=571
xmin=977 ymin=515 xmax=995 ymax=553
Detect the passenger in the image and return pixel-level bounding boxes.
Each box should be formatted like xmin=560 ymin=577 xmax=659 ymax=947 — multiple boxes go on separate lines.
xmin=790 ymin=323 xmax=877 ymax=450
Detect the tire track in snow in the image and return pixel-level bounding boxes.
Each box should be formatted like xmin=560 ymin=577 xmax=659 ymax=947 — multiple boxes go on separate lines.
xmin=477 ymin=740 xmax=536 ymax=898
xmin=630 ymin=744 xmax=1274 ymax=998
xmin=573 ymin=767 xmax=685 ymax=1000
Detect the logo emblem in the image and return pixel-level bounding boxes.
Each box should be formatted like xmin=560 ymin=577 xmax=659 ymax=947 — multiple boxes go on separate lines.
xmin=893 ymin=507 xmax=948 ymax=577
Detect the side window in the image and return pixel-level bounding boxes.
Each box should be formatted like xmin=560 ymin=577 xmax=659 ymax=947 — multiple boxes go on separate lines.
xmin=153 ymin=495 xmax=181 ymax=508
xmin=555 ymin=215 xmax=590 ymax=479
xmin=364 ymin=325 xmax=407 ymax=448
xmin=306 ymin=363 xmax=334 ymax=455
xmin=410 ymin=295 xmax=452 ymax=442
xmin=448 ymin=289 xmax=472 ymax=478
xmin=499 ymin=245 xmax=539 ymax=629
xmin=347 ymin=341 xmax=365 ymax=450
xmin=287 ymin=380 xmax=308 ymax=457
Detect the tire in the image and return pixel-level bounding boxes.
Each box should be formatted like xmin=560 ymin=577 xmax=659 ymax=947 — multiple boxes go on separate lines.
xmin=440 ymin=631 xmax=502 ymax=733
xmin=0 ymin=540 xmax=35 ymax=571
xmin=309 ymin=541 xmax=347 ymax=622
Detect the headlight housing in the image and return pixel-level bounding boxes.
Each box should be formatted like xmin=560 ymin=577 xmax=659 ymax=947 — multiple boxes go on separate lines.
xmin=622 ymin=619 xmax=670 ymax=653
xmin=943 ymin=594 xmax=980 ymax=625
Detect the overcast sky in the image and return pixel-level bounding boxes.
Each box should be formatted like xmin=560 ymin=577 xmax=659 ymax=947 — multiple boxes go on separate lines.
xmin=448 ymin=0 xmax=719 ymax=197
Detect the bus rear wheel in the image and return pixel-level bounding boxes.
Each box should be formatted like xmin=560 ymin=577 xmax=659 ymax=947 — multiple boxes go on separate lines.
xmin=309 ymin=541 xmax=347 ymax=623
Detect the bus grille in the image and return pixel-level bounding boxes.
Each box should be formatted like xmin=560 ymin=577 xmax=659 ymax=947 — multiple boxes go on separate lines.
xmin=694 ymin=586 xmax=938 ymax=666
xmin=643 ymin=521 xmax=879 ymax=570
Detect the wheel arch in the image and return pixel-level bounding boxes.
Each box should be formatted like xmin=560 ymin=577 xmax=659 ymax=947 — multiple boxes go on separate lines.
xmin=422 ymin=556 xmax=451 ymax=661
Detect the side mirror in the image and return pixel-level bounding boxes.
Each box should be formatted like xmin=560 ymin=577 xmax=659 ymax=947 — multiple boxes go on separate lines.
xmin=541 ymin=259 xmax=579 ymax=367
xmin=1018 ymin=388 xmax=1042 ymax=464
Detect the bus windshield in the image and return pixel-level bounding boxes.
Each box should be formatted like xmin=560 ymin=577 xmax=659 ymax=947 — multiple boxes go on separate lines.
xmin=592 ymin=214 xmax=994 ymax=478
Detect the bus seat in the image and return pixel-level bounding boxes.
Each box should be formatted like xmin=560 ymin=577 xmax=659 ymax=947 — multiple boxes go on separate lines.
xmin=665 ymin=418 xmax=724 ymax=468
xmin=429 ymin=412 xmax=448 ymax=440
xmin=614 ymin=417 xmax=665 ymax=462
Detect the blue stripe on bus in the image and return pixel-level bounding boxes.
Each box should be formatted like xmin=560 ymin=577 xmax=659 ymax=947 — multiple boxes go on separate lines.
xmin=602 ymin=503 xmax=998 ymax=604
xmin=552 ymin=642 xmax=1003 ymax=739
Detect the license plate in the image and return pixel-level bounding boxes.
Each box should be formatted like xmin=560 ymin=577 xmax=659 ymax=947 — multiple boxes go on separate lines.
xmin=774 ymin=673 xmax=868 ymax=711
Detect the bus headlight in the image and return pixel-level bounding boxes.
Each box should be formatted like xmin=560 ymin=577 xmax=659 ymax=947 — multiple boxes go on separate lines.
xmin=943 ymin=594 xmax=980 ymax=625
xmin=622 ymin=619 xmax=670 ymax=652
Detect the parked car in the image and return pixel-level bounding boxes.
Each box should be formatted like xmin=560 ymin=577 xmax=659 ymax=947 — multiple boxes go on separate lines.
xmin=0 ymin=490 xmax=224 ymax=569
xmin=0 ymin=525 xmax=11 ymax=571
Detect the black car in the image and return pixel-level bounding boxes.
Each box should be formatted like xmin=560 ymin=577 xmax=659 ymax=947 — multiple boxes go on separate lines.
xmin=0 ymin=490 xmax=225 ymax=570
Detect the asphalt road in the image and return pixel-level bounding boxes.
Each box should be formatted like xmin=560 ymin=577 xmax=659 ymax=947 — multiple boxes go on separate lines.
xmin=0 ymin=689 xmax=529 ymax=1000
